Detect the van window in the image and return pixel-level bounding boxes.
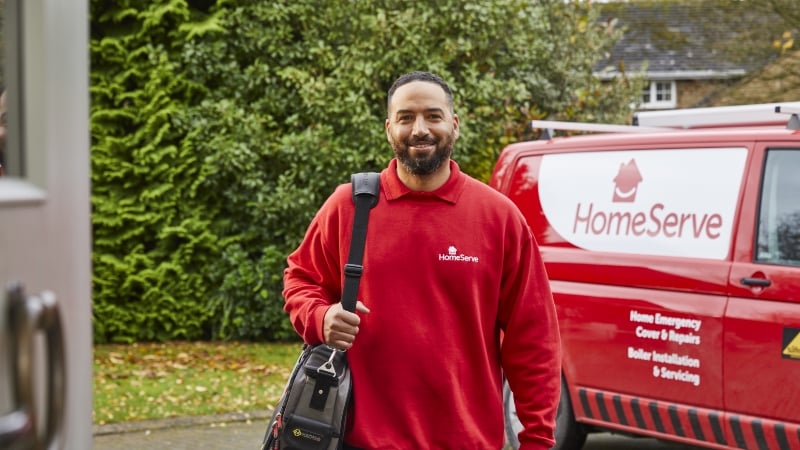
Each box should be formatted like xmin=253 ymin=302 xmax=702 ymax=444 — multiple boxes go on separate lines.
xmin=756 ymin=149 xmax=800 ymax=266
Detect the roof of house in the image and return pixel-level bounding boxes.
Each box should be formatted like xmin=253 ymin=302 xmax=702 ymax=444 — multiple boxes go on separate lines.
xmin=595 ymin=1 xmax=786 ymax=81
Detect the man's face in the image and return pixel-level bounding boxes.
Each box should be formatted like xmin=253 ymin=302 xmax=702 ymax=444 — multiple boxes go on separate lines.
xmin=385 ymin=81 xmax=459 ymax=176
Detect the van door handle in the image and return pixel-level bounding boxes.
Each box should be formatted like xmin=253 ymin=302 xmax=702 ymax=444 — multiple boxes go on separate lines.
xmin=0 ymin=283 xmax=66 ymax=450
xmin=740 ymin=277 xmax=771 ymax=287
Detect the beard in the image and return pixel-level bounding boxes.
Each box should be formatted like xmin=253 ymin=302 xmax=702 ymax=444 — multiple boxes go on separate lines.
xmin=390 ymin=132 xmax=456 ymax=176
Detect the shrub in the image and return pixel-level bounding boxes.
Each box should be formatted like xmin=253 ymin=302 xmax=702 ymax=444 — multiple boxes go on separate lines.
xmin=90 ymin=0 xmax=641 ymax=342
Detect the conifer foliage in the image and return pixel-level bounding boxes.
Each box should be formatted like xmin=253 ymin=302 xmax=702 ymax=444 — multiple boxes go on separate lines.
xmin=90 ymin=0 xmax=640 ymax=343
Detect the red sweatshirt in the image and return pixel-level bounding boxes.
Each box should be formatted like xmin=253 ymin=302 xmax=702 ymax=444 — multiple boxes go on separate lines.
xmin=283 ymin=159 xmax=561 ymax=449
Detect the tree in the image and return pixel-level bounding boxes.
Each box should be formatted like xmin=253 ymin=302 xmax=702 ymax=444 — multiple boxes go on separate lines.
xmin=90 ymin=0 xmax=641 ymax=342
xmin=764 ymin=0 xmax=797 ymax=54
xmin=90 ymin=0 xmax=224 ymax=342
xmin=766 ymin=0 xmax=800 ymax=31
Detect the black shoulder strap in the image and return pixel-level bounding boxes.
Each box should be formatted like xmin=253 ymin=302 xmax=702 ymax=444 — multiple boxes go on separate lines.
xmin=340 ymin=172 xmax=380 ymax=313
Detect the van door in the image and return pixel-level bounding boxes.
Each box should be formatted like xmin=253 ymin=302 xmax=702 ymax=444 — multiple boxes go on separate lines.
xmin=0 ymin=0 xmax=93 ymax=448
xmin=726 ymin=143 xmax=800 ymax=448
xmin=507 ymin=148 xmax=736 ymax=433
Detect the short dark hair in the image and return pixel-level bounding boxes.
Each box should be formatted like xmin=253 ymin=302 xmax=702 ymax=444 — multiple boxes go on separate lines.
xmin=387 ymin=71 xmax=454 ymax=113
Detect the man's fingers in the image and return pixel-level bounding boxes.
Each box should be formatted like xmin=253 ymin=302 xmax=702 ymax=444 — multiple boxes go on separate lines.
xmin=334 ymin=306 xmax=362 ymax=326
xmin=323 ymin=302 xmax=364 ymax=348
xmin=355 ymin=301 xmax=371 ymax=314
xmin=323 ymin=301 xmax=371 ymax=348
xmin=328 ymin=331 xmax=355 ymax=350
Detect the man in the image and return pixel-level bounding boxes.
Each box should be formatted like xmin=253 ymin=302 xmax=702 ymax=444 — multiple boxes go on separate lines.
xmin=283 ymin=71 xmax=561 ymax=449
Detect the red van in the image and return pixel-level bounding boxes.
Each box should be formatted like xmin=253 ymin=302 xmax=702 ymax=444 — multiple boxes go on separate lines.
xmin=492 ymin=103 xmax=800 ymax=450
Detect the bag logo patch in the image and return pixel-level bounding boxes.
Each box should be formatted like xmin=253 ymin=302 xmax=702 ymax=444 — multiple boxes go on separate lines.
xmin=292 ymin=427 xmax=323 ymax=442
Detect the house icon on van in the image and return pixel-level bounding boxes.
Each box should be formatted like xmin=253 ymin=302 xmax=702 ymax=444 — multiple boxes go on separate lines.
xmin=612 ymin=159 xmax=643 ymax=202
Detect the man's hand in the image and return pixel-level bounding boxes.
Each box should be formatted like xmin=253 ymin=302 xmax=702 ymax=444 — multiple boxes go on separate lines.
xmin=323 ymin=301 xmax=370 ymax=350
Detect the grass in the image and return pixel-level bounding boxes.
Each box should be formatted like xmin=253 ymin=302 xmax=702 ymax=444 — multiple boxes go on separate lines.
xmin=93 ymin=341 xmax=303 ymax=425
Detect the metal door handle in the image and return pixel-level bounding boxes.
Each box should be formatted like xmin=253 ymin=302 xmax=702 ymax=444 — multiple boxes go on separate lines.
xmin=0 ymin=283 xmax=66 ymax=450
xmin=740 ymin=277 xmax=771 ymax=287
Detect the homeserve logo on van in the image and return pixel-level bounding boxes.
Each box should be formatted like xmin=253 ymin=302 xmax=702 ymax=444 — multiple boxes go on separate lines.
xmin=537 ymin=149 xmax=748 ymax=260
xmin=574 ymin=158 xmax=723 ymax=240
xmin=612 ymin=159 xmax=642 ymax=202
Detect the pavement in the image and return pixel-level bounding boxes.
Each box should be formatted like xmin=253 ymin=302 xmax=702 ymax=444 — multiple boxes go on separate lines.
xmin=92 ymin=410 xmax=273 ymax=450
xmin=93 ymin=411 xmax=700 ymax=450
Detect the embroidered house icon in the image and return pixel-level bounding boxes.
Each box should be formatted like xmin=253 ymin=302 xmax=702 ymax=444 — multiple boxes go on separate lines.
xmin=612 ymin=159 xmax=643 ymax=203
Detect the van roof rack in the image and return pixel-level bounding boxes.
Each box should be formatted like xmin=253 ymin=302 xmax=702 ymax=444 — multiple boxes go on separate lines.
xmin=529 ymin=120 xmax=670 ymax=140
xmin=529 ymin=102 xmax=800 ymax=139
xmin=633 ymin=102 xmax=800 ymax=129
xmin=776 ymin=105 xmax=800 ymax=131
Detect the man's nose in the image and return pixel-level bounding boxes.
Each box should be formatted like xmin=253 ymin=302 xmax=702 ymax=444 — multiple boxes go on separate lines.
xmin=412 ymin=116 xmax=429 ymax=136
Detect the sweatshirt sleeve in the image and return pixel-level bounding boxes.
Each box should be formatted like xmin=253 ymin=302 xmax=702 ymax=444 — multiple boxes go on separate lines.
xmin=282 ymin=185 xmax=351 ymax=345
xmin=498 ymin=217 xmax=562 ymax=449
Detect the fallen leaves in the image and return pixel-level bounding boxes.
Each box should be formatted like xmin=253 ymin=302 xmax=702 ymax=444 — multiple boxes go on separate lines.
xmin=93 ymin=341 xmax=302 ymax=424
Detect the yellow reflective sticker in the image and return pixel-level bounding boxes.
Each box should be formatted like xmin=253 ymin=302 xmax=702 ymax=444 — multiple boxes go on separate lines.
xmin=782 ymin=328 xmax=800 ymax=360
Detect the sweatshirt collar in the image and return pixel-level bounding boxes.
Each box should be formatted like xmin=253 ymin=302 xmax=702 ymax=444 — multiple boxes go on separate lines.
xmin=382 ymin=158 xmax=465 ymax=204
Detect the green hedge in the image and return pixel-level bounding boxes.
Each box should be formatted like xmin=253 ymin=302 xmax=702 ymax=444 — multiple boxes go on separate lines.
xmin=90 ymin=0 xmax=642 ymax=343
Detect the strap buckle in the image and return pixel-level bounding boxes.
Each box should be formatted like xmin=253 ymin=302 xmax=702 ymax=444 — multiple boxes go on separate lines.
xmin=344 ymin=263 xmax=363 ymax=278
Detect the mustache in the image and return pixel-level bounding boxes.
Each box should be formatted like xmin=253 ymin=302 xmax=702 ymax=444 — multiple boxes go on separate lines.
xmin=408 ymin=137 xmax=436 ymax=145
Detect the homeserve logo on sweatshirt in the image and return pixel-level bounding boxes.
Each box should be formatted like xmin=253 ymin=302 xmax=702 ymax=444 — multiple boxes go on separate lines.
xmin=438 ymin=245 xmax=479 ymax=263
